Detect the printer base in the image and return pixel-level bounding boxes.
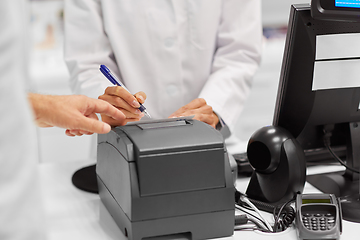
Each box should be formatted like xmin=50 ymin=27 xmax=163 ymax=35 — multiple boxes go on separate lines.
xmin=98 ymin=176 xmax=234 ymax=240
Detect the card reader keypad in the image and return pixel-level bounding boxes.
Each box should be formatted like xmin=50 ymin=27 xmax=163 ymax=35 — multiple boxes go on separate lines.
xmin=302 ymin=213 xmax=335 ymax=231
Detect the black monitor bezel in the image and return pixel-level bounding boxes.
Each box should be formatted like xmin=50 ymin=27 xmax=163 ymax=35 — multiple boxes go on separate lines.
xmin=274 ymin=4 xmax=360 ymax=152
xmin=273 ymin=4 xmax=360 ymax=223
xmin=312 ymin=0 xmax=360 ymax=21
xmin=320 ymin=0 xmax=360 ymax=11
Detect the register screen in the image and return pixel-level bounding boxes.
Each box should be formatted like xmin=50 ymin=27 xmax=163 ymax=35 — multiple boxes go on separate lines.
xmin=336 ymin=0 xmax=360 ymax=8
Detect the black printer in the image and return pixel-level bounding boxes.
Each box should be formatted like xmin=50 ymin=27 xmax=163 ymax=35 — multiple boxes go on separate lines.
xmin=97 ymin=118 xmax=234 ymax=240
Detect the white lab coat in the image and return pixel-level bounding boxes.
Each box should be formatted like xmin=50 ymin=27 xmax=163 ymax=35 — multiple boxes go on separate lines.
xmin=64 ymin=0 xmax=262 ymax=132
xmin=0 ymin=1 xmax=45 ymax=239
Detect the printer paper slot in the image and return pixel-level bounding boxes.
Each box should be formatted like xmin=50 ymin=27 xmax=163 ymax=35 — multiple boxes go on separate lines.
xmin=127 ymin=116 xmax=194 ymax=130
xmin=138 ymin=120 xmax=190 ymax=130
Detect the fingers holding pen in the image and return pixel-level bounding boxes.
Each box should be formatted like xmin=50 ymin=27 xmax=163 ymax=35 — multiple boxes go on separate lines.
xmin=134 ymin=91 xmax=147 ymax=104
xmin=99 ymin=86 xmax=147 ymax=125
xmin=100 ymin=86 xmax=143 ymax=115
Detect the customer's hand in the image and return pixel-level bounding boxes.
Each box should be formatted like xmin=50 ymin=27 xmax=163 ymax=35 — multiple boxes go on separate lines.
xmin=98 ymin=86 xmax=147 ymax=126
xmin=168 ymin=98 xmax=219 ymax=128
xmin=28 ymin=93 xmax=126 ymax=136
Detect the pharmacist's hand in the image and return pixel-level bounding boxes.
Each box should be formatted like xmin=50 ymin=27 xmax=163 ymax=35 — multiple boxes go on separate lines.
xmin=28 ymin=93 xmax=126 ymax=136
xmin=98 ymin=86 xmax=147 ymax=126
xmin=168 ymin=98 xmax=219 ymax=128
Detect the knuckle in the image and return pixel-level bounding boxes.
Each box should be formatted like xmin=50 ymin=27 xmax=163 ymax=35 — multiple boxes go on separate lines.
xmin=197 ymin=98 xmax=207 ymax=105
xmin=205 ymin=105 xmax=213 ymax=112
xmin=104 ymin=86 xmax=113 ymax=94
xmin=98 ymin=95 xmax=105 ymax=100
xmin=113 ymin=97 xmax=123 ymax=107
xmin=114 ymin=86 xmax=122 ymax=95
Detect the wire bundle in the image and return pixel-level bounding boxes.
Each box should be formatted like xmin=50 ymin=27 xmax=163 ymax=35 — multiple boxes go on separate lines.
xmin=234 ymin=190 xmax=296 ymax=233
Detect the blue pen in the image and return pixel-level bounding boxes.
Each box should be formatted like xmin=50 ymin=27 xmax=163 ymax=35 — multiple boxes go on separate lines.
xmin=99 ymin=65 xmax=151 ymax=118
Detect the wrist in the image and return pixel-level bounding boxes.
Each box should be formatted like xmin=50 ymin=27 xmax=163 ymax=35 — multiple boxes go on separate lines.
xmin=213 ymin=111 xmax=231 ymax=139
xmin=28 ymin=93 xmax=52 ymax=126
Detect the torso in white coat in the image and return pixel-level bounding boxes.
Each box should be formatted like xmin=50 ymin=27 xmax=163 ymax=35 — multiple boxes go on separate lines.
xmin=0 ymin=0 xmax=45 ymax=239
xmin=65 ymin=0 xmax=262 ymax=131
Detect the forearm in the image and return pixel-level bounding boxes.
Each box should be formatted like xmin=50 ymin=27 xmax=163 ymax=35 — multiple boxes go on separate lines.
xmin=199 ymin=0 xmax=262 ymax=131
xmin=64 ymin=0 xmax=117 ymax=98
xmin=27 ymin=93 xmax=53 ymax=127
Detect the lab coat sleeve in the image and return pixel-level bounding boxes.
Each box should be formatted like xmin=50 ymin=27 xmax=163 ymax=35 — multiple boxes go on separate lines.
xmin=64 ymin=0 xmax=116 ymax=99
xmin=198 ymin=0 xmax=263 ymax=132
xmin=0 ymin=1 xmax=46 ymax=239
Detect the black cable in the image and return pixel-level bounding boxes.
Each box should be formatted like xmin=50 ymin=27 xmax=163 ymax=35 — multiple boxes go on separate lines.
xmin=248 ymin=198 xmax=277 ymax=213
xmin=234 ymin=227 xmax=271 ymax=233
xmin=235 ymin=189 xmax=296 ymax=233
xmin=235 ymin=205 xmax=268 ymax=228
xmin=272 ymin=197 xmax=296 ymax=232
xmin=234 ymin=207 xmax=272 ymax=233
xmin=323 ymin=127 xmax=360 ymax=174
xmin=234 ymin=213 xmax=273 ymax=233
xmin=235 ymin=190 xmax=275 ymax=213
xmin=235 ymin=193 xmax=273 ymax=232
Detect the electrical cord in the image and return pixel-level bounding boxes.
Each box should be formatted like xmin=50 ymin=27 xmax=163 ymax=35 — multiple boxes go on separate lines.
xmin=235 ymin=205 xmax=265 ymax=225
xmin=235 ymin=214 xmax=248 ymax=226
xmin=234 ymin=214 xmax=271 ymax=231
xmin=234 ymin=189 xmax=296 ymax=233
xmin=247 ymin=215 xmax=269 ymax=230
xmin=273 ymin=196 xmax=297 ymax=232
xmin=235 ymin=190 xmax=274 ymax=232
xmin=235 ymin=205 xmax=270 ymax=232
xmin=234 ymin=211 xmax=271 ymax=232
xmin=239 ymin=194 xmax=274 ymax=232
xmin=323 ymin=125 xmax=360 ymax=174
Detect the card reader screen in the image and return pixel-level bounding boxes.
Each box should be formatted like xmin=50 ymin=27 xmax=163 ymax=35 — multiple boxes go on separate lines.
xmin=336 ymin=0 xmax=360 ymax=8
xmin=302 ymin=199 xmax=331 ymax=204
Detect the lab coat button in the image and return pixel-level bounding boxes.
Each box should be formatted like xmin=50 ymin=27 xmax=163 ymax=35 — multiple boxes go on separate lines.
xmin=164 ymin=38 xmax=175 ymax=47
xmin=166 ymin=85 xmax=178 ymax=96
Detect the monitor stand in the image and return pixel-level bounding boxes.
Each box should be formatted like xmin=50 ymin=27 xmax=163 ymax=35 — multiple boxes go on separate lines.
xmin=307 ymin=122 xmax=360 ymax=223
xmin=307 ymin=171 xmax=360 ymax=222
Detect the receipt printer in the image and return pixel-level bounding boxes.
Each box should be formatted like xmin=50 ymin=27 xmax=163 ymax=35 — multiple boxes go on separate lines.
xmin=97 ymin=119 xmax=234 ymax=240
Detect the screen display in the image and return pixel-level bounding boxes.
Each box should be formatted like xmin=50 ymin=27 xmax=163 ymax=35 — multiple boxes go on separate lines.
xmin=336 ymin=0 xmax=360 ymax=8
xmin=302 ymin=199 xmax=331 ymax=204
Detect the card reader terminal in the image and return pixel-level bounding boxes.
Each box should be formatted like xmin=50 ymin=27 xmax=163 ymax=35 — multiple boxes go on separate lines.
xmin=296 ymin=193 xmax=342 ymax=240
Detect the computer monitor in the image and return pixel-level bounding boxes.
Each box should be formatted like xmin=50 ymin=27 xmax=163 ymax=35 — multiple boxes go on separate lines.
xmin=273 ymin=4 xmax=360 ymax=222
xmin=311 ymin=0 xmax=360 ymax=21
